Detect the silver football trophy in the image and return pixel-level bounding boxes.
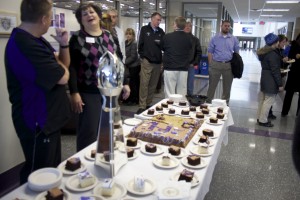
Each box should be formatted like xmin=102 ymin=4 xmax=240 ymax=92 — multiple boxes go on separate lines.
xmin=95 ymin=51 xmax=128 ymax=178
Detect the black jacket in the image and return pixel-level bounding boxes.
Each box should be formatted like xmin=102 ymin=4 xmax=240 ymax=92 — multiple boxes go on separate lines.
xmin=161 ymin=30 xmax=192 ymax=71
xmin=187 ymin=33 xmax=202 ymax=66
xmin=285 ymin=40 xmax=300 ymax=92
xmin=138 ymin=23 xmax=165 ymax=64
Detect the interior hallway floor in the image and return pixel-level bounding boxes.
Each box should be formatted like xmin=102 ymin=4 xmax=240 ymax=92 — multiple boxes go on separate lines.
xmin=61 ymin=49 xmax=300 ymax=200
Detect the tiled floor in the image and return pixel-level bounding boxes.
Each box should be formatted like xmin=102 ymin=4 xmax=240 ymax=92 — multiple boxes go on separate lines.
xmin=61 ymin=49 xmax=300 ymax=200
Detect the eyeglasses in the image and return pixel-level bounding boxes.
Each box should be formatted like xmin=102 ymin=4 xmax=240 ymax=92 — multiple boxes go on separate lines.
xmin=111 ymin=15 xmax=118 ymax=18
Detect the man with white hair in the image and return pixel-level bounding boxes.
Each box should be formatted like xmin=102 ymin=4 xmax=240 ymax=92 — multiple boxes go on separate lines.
xmin=108 ymin=8 xmax=126 ymax=63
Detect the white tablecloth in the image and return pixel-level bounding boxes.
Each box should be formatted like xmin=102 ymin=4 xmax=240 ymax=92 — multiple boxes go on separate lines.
xmin=3 ymin=101 xmax=233 ymax=200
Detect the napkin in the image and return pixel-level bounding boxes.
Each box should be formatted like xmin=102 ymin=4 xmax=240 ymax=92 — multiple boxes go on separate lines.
xmin=157 ymin=180 xmax=191 ymax=200
xmin=212 ymin=99 xmax=226 ymax=107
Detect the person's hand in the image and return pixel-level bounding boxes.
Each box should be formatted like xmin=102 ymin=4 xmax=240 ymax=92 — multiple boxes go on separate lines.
xmin=296 ymin=54 xmax=300 ymax=59
xmin=71 ymin=93 xmax=85 ymax=113
xmin=51 ymin=28 xmax=69 ymax=46
xmin=194 ymin=65 xmax=198 ymax=70
xmin=283 ymin=57 xmax=289 ymax=63
xmin=122 ymin=85 xmax=131 ymax=100
xmin=279 ymin=86 xmax=284 ymax=92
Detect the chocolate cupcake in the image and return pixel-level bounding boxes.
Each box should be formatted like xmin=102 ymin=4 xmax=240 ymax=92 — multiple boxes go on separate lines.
xmin=209 ymin=117 xmax=218 ymax=123
xmin=196 ymin=112 xmax=204 ymax=119
xmin=169 ymin=108 xmax=176 ymax=114
xmin=147 ymin=109 xmax=155 ymax=115
xmin=161 ymin=102 xmax=168 ymax=108
xmin=167 ymin=99 xmax=174 ymax=104
xmin=189 ymin=106 xmax=196 ymax=112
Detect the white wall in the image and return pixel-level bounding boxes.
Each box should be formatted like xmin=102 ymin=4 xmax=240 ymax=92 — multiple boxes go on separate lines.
xmin=0 ymin=3 xmax=79 ymax=174
xmin=0 ymin=0 xmax=24 ymax=174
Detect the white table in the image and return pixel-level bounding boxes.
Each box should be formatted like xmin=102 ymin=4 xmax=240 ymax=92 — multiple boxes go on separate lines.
xmin=3 ymin=101 xmax=233 ymax=200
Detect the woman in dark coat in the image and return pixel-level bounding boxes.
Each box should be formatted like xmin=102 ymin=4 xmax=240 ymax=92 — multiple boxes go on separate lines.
xmin=123 ymin=28 xmax=141 ymax=105
xmin=256 ymin=33 xmax=284 ymax=127
xmin=281 ymin=33 xmax=300 ymax=117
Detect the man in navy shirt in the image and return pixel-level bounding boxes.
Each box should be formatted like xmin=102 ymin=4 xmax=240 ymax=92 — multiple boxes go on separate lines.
xmin=5 ymin=0 xmax=71 ymax=183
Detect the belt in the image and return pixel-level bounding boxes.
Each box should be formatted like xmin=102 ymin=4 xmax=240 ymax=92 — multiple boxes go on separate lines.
xmin=215 ymin=60 xmax=231 ymax=63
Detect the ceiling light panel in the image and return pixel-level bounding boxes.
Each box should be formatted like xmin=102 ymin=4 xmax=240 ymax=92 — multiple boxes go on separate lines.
xmin=266 ymin=1 xmax=299 ymax=3
xmin=261 ymin=14 xmax=283 ymax=17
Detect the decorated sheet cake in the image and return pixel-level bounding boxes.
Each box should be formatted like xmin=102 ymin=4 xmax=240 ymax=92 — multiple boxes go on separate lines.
xmin=127 ymin=114 xmax=203 ymax=147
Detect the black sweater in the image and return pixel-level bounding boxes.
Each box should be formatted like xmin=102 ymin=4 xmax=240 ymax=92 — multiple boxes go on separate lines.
xmin=161 ymin=30 xmax=192 ymax=71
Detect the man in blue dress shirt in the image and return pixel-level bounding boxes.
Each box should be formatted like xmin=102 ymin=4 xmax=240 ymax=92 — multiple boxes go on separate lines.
xmin=206 ymin=20 xmax=240 ymax=104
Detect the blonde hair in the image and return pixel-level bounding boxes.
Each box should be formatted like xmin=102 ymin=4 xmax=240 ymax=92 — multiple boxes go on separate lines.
xmin=101 ymin=12 xmax=113 ymax=32
xmin=125 ymin=28 xmax=136 ymax=42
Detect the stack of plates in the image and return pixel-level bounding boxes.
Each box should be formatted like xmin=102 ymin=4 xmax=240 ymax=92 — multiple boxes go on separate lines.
xmin=169 ymin=94 xmax=183 ymax=103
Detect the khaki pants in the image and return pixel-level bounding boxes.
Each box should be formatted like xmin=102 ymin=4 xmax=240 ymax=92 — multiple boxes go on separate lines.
xmin=139 ymin=59 xmax=161 ymax=109
xmin=257 ymin=92 xmax=276 ymax=123
xmin=164 ymin=70 xmax=188 ymax=98
xmin=206 ymin=60 xmax=233 ymax=104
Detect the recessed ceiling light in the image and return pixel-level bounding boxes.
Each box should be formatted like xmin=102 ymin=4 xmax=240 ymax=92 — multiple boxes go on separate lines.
xmin=263 ymin=9 xmax=289 ymax=11
xmin=65 ymin=5 xmax=71 ymax=8
xmin=266 ymin=1 xmax=299 ymax=3
xmin=261 ymin=14 xmax=283 ymax=17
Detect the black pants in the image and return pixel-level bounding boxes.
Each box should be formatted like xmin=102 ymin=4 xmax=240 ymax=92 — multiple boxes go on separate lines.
xmin=19 ymin=130 xmax=61 ymax=184
xmin=282 ymin=90 xmax=300 ymax=116
xmin=128 ymin=66 xmax=141 ymax=103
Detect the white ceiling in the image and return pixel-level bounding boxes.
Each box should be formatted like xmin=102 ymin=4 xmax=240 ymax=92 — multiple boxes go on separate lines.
xmin=53 ymin=0 xmax=300 ymax=22
xmin=184 ymin=0 xmax=300 ymax=22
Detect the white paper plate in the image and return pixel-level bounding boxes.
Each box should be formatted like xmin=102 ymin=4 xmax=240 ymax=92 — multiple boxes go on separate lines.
xmin=286 ymin=59 xmax=295 ymax=63
xmin=210 ymin=107 xmax=228 ymax=114
xmin=142 ymin=112 xmax=158 ymax=117
xmin=199 ymin=130 xmax=219 ymax=139
xmin=124 ymin=139 xmax=142 ymax=149
xmin=192 ymin=136 xmax=215 ymax=147
xmin=179 ymin=113 xmax=191 ymax=118
xmin=93 ymin=181 xmax=127 ymax=200
xmin=65 ymin=173 xmax=98 ymax=192
xmin=84 ymin=150 xmax=96 ymax=161
xmin=181 ymin=156 xmax=208 ymax=169
xmin=124 ymin=118 xmax=143 ymax=126
xmin=205 ymin=120 xmax=224 ymax=126
xmin=190 ymin=146 xmax=213 ymax=157
xmin=216 ymin=115 xmax=228 ymax=121
xmin=140 ymin=145 xmax=164 ymax=155
xmin=170 ymin=172 xmax=200 ymax=188
xmin=163 ymin=109 xmax=177 ymax=115
xmin=28 ymin=168 xmax=62 ymax=192
xmin=173 ymin=102 xmax=189 ymax=108
xmin=128 ymin=151 xmax=139 ymax=160
xmin=126 ymin=177 xmax=157 ymax=196
xmin=57 ymin=161 xmax=86 ymax=175
xmin=153 ymin=155 xmax=179 ymax=169
xmin=168 ymin=148 xmax=187 ymax=159
xmin=35 ymin=190 xmax=70 ymax=200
